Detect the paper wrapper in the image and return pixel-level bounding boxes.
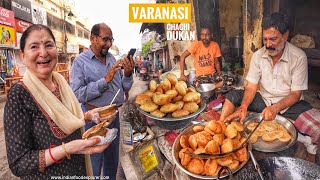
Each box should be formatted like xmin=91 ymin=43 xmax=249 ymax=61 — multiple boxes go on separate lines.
xmin=92 ymin=110 xmax=118 ymax=122
xmin=89 ymin=128 xmax=118 ymax=145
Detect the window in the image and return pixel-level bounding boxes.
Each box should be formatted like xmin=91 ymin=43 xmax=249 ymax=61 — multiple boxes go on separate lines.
xmin=66 ymin=22 xmax=75 ymax=34
xmin=77 ymin=27 xmax=83 ymax=38
xmin=84 ymin=31 xmax=89 ymax=39
xmin=0 ymin=0 xmax=12 ymax=10
xmin=47 ymin=13 xmax=62 ymax=31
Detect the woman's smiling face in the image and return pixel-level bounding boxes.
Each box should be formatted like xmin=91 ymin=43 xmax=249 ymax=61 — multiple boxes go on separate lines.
xmin=20 ymin=29 xmax=57 ymax=79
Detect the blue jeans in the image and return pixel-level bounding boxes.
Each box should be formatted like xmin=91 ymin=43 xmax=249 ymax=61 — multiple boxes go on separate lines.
xmin=85 ymin=113 xmax=120 ymax=180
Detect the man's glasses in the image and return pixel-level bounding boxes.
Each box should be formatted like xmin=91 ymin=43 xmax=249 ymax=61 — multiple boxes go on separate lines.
xmin=96 ymin=35 xmax=114 ymax=43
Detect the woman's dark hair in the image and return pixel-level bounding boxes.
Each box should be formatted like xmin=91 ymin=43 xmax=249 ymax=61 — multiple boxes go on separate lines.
xmin=262 ymin=12 xmax=289 ymax=34
xmin=20 ymin=24 xmax=56 ymax=52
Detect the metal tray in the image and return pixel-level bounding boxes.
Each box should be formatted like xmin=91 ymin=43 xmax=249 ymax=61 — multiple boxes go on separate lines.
xmin=243 ymin=113 xmax=297 ymax=152
xmin=172 ymin=122 xmax=250 ymax=179
xmin=137 ymin=98 xmax=206 ymax=130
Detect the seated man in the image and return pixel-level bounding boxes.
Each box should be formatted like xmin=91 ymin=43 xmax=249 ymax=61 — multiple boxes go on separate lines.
xmin=180 ymin=27 xmax=222 ymax=84
xmin=219 ymin=12 xmax=312 ymax=123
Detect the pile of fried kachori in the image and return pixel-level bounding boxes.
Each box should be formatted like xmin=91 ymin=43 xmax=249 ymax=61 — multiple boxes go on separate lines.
xmin=247 ymin=121 xmax=292 ymax=143
xmin=135 ymin=74 xmax=202 ymax=118
xmin=178 ymin=120 xmax=248 ymax=176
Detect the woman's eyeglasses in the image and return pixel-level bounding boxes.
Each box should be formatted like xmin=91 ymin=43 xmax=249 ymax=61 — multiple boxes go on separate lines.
xmin=96 ymin=35 xmax=114 ymax=43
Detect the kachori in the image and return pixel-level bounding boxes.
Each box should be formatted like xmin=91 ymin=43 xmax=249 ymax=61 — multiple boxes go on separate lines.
xmin=172 ymin=109 xmax=190 ymax=118
xmin=247 ymin=120 xmax=292 ymax=143
xmin=175 ymin=120 xmax=249 ymax=178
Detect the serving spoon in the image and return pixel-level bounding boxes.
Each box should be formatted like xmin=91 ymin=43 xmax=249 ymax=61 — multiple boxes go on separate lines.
xmin=160 ymin=66 xmax=176 ymax=83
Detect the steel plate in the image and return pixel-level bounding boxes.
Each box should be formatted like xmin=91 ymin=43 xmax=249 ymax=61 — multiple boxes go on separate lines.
xmin=243 ymin=113 xmax=297 ymax=152
xmin=137 ymin=98 xmax=206 ymax=130
xmin=172 ymin=122 xmax=250 ymax=179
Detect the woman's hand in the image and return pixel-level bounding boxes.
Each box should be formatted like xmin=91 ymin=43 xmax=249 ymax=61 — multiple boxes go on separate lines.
xmin=66 ymin=138 xmax=111 ymax=155
xmin=85 ymin=108 xmax=118 ymax=124
xmin=84 ymin=109 xmax=101 ymax=124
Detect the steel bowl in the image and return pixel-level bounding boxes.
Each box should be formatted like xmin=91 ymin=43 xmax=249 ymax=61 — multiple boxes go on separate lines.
xmin=196 ymin=83 xmax=216 ymax=100
xmin=137 ymin=98 xmax=206 ymax=130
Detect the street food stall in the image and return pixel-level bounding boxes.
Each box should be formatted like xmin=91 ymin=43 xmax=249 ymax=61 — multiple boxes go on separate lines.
xmin=119 ymin=73 xmax=320 ymax=180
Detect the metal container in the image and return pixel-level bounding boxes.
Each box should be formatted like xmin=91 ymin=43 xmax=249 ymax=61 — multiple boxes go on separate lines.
xmin=230 ymin=36 xmax=243 ymax=57
xmin=172 ymin=122 xmax=251 ymax=179
xmin=188 ymin=69 xmax=196 ymax=86
xmin=137 ymin=98 xmax=206 ymax=130
xmin=243 ymin=113 xmax=298 ymax=152
xmin=234 ymin=68 xmax=244 ymax=88
xmin=196 ymin=83 xmax=216 ymax=100
xmin=236 ymin=157 xmax=320 ymax=179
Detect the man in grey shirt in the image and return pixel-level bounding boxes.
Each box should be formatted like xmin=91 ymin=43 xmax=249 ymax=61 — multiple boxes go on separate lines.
xmin=70 ymin=23 xmax=134 ymax=179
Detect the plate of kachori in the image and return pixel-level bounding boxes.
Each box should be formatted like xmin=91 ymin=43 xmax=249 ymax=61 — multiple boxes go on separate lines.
xmin=135 ymin=75 xmax=207 ymax=130
xmin=243 ymin=113 xmax=297 ymax=152
xmin=172 ymin=120 xmax=251 ymax=179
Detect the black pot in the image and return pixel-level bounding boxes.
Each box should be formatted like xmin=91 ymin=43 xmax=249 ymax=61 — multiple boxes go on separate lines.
xmin=235 ymin=156 xmax=320 ymax=180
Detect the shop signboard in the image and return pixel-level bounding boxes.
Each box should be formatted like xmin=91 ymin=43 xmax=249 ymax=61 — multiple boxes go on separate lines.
xmin=15 ymin=18 xmax=32 ymax=33
xmin=67 ymin=44 xmax=79 ymax=54
xmin=0 ymin=25 xmax=16 ymax=48
xmin=0 ymin=7 xmax=15 ymax=27
xmin=31 ymin=3 xmax=47 ymax=25
xmin=16 ymin=32 xmax=22 ymax=49
xmin=11 ymin=0 xmax=32 ymax=23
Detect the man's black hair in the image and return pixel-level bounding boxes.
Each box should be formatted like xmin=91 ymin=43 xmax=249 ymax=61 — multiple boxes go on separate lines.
xmin=200 ymin=26 xmax=211 ymax=33
xmin=262 ymin=12 xmax=289 ymax=34
xmin=91 ymin=23 xmax=100 ymax=36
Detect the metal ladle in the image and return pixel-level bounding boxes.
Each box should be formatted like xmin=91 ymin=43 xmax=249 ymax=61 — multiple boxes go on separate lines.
xmin=160 ymin=66 xmax=176 ymax=83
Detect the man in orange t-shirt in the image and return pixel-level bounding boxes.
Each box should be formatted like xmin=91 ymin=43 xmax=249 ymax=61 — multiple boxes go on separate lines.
xmin=180 ymin=27 xmax=222 ymax=80
xmin=137 ymin=57 xmax=143 ymax=68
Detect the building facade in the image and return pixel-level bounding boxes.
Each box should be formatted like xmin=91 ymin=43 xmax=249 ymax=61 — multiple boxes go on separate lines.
xmin=0 ymin=0 xmax=91 ymax=81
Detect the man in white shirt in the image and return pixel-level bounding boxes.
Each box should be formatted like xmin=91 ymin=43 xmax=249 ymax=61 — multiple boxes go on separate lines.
xmin=219 ymin=12 xmax=312 ymax=122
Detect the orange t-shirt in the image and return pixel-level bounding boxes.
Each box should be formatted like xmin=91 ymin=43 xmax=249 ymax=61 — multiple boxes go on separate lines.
xmin=187 ymin=41 xmax=221 ymax=77
xmin=137 ymin=58 xmax=142 ymax=67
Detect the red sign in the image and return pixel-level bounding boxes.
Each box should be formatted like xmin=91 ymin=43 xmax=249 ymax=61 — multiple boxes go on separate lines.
xmin=0 ymin=7 xmax=15 ymax=27
xmin=15 ymin=18 xmax=32 ymax=33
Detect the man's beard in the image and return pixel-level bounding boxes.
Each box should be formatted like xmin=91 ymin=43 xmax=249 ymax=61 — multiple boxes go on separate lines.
xmin=100 ymin=46 xmax=109 ymax=56
xmin=202 ymin=39 xmax=210 ymax=46
xmin=266 ymin=41 xmax=285 ymax=56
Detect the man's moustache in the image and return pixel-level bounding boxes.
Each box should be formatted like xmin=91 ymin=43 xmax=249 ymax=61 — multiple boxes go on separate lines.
xmin=266 ymin=46 xmax=276 ymax=50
